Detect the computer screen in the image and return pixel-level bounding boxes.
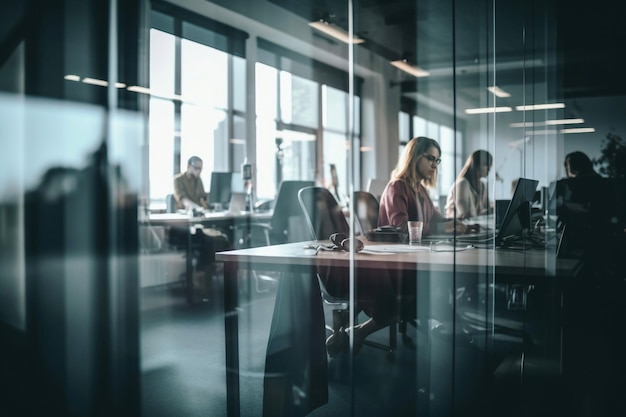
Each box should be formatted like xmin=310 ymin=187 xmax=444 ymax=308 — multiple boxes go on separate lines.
xmin=496 ymin=178 xmax=539 ymax=245
xmin=208 ymin=172 xmax=233 ymax=207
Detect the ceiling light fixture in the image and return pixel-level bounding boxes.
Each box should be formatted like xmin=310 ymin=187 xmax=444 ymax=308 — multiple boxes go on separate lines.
xmin=81 ymin=77 xmax=126 ymax=88
xmin=127 ymin=86 xmax=151 ymax=95
xmin=390 ymin=60 xmax=430 ymax=77
xmin=515 ymin=103 xmax=565 ymax=111
xmin=465 ymin=106 xmax=513 ymax=114
xmin=64 ymin=74 xmax=80 ymax=82
xmin=308 ymin=20 xmax=364 ymax=44
xmin=510 ymin=118 xmax=585 ymax=128
xmin=560 ymin=127 xmax=595 ymax=134
xmin=545 ymin=118 xmax=585 ymax=125
xmin=488 ymin=86 xmax=511 ymax=98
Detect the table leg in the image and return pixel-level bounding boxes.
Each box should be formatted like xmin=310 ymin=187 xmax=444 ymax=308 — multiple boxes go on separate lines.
xmin=186 ymin=227 xmax=193 ymax=304
xmin=224 ymin=260 xmax=240 ymax=417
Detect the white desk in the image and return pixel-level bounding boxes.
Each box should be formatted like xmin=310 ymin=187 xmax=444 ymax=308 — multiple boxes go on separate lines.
xmin=216 ymin=240 xmax=581 ymax=417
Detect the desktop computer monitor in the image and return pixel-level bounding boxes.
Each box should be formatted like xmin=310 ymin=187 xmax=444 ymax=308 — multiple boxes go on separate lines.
xmin=496 ymin=178 xmax=539 ymax=245
xmin=208 ymin=172 xmax=233 ymax=209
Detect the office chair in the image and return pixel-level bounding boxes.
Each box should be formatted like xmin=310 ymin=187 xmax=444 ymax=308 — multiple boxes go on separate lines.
xmin=298 ymin=186 xmax=397 ymax=355
xmin=353 ymin=190 xmax=419 ymax=346
xmin=352 ymin=191 xmax=380 ymax=235
xmin=232 ymin=180 xmax=314 ymax=293
xmin=234 ymin=180 xmax=314 ymax=248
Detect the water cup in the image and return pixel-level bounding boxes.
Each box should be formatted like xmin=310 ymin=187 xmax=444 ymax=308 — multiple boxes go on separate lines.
xmin=407 ymin=221 xmax=423 ymax=244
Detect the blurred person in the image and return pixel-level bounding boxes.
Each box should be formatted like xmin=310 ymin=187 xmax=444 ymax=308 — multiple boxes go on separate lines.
xmin=174 ymin=156 xmax=209 ymax=210
xmin=378 ymin=136 xmax=467 ymax=235
xmin=564 ymin=151 xmax=600 ymax=178
xmin=445 ymin=150 xmax=493 ymax=219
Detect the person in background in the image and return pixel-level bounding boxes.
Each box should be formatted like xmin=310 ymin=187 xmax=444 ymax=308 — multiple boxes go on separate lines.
xmin=445 ymin=150 xmax=493 ymax=219
xmin=378 ymin=136 xmax=467 ymax=235
xmin=174 ymin=155 xmax=209 ymax=210
xmin=171 ymin=155 xmax=229 ymax=302
xmin=564 ymin=151 xmax=600 ymax=178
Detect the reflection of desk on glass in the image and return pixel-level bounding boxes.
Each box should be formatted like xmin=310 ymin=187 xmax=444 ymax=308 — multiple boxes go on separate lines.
xmin=143 ymin=211 xmax=271 ymax=303
xmin=216 ymin=241 xmax=581 ymax=417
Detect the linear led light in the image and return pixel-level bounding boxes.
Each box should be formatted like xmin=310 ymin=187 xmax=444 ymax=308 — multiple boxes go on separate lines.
xmin=465 ymin=106 xmax=513 ymax=114
xmin=390 ymin=60 xmax=430 ymax=77
xmin=64 ymin=74 xmax=81 ymax=82
xmin=510 ymin=118 xmax=585 ymax=128
xmin=229 ymin=138 xmax=246 ymax=145
xmin=545 ymin=118 xmax=585 ymax=125
xmin=488 ymin=86 xmax=511 ymax=98
xmin=515 ymin=103 xmax=565 ymax=111
xmin=308 ymin=20 xmax=364 ymax=44
xmin=82 ymin=77 xmax=126 ymax=88
xmin=127 ymin=85 xmax=151 ymax=95
xmin=560 ymin=127 xmax=595 ymax=134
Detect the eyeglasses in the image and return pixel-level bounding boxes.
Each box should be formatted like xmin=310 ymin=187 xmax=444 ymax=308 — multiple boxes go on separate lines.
xmin=191 ymin=165 xmax=203 ymax=171
xmin=422 ymin=153 xmax=442 ymax=166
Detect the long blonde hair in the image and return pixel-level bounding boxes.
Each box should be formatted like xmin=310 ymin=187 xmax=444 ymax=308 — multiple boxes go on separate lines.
xmin=391 ymin=136 xmax=441 ymax=190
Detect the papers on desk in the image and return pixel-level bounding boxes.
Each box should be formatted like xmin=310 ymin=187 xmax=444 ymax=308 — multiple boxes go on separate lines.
xmin=362 ymin=244 xmax=430 ymax=254
xmin=363 ymin=243 xmax=475 ymax=254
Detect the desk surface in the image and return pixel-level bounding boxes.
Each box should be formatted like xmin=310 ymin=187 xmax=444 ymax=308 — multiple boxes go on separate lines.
xmin=145 ymin=211 xmax=272 ymax=225
xmin=217 ymin=240 xmax=580 ymax=279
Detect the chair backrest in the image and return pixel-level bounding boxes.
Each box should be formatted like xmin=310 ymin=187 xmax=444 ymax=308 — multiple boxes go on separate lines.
xmin=352 ymin=191 xmax=380 ymax=235
xmin=366 ymin=178 xmax=388 ymax=201
xmin=165 ymin=194 xmax=177 ymax=213
xmin=269 ymin=180 xmax=315 ymax=244
xmin=298 ymin=186 xmax=350 ymax=241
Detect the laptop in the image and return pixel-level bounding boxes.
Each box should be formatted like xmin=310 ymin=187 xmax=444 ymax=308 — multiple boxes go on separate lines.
xmin=426 ymin=178 xmax=539 ymax=244
xmin=228 ymin=192 xmax=247 ymax=213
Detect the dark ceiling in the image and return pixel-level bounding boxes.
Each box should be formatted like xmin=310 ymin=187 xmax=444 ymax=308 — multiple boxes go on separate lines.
xmin=268 ymin=0 xmax=626 ymax=100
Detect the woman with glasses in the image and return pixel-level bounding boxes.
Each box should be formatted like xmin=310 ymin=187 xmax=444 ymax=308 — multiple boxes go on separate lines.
xmin=445 ymin=150 xmax=493 ymax=220
xmin=378 ymin=136 xmax=466 ymax=235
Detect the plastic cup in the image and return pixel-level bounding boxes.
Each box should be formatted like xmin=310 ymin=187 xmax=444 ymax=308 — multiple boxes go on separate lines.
xmin=408 ymin=221 xmax=423 ymax=244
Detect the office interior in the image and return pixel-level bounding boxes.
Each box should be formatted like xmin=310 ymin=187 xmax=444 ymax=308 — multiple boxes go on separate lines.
xmin=1 ymin=0 xmax=625 ymax=416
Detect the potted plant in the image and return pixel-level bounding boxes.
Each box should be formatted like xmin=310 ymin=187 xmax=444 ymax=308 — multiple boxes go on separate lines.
xmin=593 ymin=132 xmax=626 ymax=178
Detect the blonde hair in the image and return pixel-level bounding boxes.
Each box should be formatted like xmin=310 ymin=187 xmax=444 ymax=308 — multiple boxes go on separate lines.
xmin=391 ymin=136 xmax=441 ymax=190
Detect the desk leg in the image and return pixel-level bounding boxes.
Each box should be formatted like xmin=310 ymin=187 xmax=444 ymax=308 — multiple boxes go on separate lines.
xmin=186 ymin=228 xmax=193 ymax=304
xmin=224 ymin=261 xmax=240 ymax=417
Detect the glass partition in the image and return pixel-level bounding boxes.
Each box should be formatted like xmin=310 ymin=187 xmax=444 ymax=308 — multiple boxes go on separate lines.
xmin=1 ymin=0 xmax=624 ymax=416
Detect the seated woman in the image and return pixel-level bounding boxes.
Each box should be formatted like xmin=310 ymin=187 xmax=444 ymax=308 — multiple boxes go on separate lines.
xmin=445 ymin=150 xmax=493 ymax=220
xmin=378 ymin=136 xmax=467 ymax=235
xmin=326 ymin=137 xmax=466 ymax=356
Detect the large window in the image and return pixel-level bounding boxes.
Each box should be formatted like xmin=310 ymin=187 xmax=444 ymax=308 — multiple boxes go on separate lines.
xmin=148 ymin=7 xmax=247 ymax=204
xmin=255 ymin=40 xmax=361 ymax=201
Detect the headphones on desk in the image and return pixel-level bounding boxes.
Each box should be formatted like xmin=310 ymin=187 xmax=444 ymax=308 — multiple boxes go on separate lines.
xmin=330 ymin=233 xmax=365 ymax=253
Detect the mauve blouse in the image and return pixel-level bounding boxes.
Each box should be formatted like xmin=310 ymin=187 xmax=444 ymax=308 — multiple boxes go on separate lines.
xmin=378 ymin=179 xmax=444 ymax=236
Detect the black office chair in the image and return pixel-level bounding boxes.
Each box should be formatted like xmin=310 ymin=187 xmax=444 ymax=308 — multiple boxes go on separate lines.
xmin=232 ymin=180 xmax=315 ymax=293
xmin=353 ymin=190 xmax=420 ymax=346
xmin=234 ymin=180 xmax=314 ymax=248
xmin=298 ymin=186 xmax=397 ymax=355
xmin=352 ymin=191 xmax=380 ymax=236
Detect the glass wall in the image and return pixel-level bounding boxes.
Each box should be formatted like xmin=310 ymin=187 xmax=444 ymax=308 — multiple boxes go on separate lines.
xmin=1 ymin=0 xmax=624 ymax=417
